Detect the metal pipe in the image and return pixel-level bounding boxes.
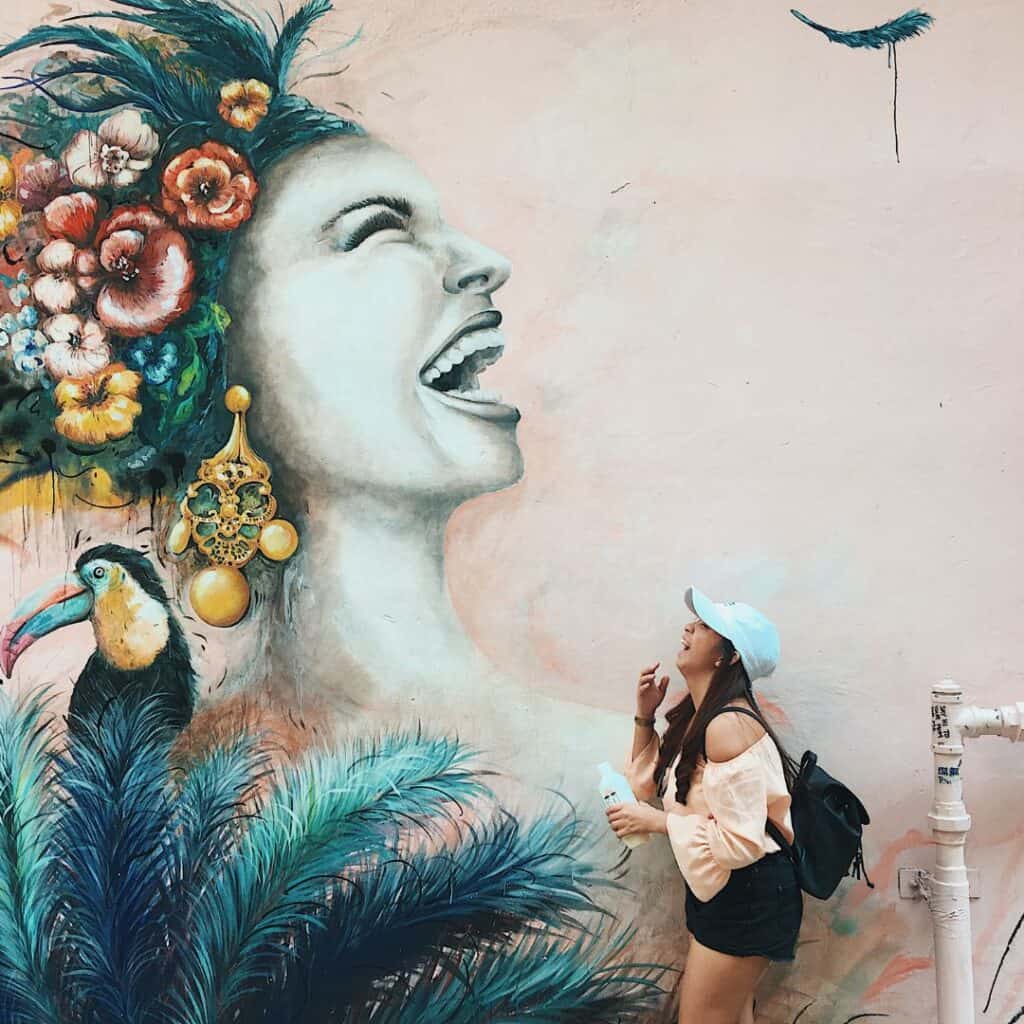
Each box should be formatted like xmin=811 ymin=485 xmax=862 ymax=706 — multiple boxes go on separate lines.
xmin=926 ymin=680 xmax=1024 ymax=1024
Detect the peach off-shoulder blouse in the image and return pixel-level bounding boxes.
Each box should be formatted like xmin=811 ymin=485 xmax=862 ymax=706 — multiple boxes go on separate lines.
xmin=624 ymin=729 xmax=795 ymax=902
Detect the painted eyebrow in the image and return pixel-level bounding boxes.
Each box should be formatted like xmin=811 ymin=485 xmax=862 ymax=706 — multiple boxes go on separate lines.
xmin=320 ymin=196 xmax=413 ymax=233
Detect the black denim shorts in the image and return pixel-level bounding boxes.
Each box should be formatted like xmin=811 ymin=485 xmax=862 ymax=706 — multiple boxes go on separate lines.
xmin=684 ymin=850 xmax=803 ymax=962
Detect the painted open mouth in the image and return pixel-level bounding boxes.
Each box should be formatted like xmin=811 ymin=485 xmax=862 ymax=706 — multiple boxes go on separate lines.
xmin=418 ymin=310 xmax=519 ymax=422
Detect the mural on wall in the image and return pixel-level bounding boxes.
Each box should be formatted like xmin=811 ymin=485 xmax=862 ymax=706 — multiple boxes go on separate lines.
xmin=790 ymin=8 xmax=934 ymax=162
xmin=0 ymin=2 xmax=673 ymax=1021
xmin=0 ymin=1 xmax=1020 ymax=1023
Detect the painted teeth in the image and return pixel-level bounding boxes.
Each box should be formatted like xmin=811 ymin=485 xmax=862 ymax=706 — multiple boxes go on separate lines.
xmin=455 ymin=328 xmax=503 ymax=356
xmin=421 ymin=328 xmax=504 ymax=379
xmin=457 ymin=388 xmax=502 ymax=403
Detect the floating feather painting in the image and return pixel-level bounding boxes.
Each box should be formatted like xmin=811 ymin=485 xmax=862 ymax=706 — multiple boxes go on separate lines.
xmin=791 ymin=8 xmax=935 ymax=162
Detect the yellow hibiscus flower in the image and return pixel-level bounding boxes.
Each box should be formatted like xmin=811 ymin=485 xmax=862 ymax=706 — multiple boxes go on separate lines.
xmin=54 ymin=363 xmax=143 ymax=445
xmin=218 ymin=79 xmax=272 ymax=131
xmin=0 ymin=156 xmax=23 ymax=240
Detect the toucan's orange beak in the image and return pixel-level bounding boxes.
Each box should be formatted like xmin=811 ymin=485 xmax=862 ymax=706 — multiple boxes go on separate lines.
xmin=0 ymin=573 xmax=93 ymax=678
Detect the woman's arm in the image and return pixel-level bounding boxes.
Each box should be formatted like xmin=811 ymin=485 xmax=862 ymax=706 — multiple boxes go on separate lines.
xmin=633 ymin=661 xmax=668 ymax=759
xmin=631 ymin=718 xmax=656 ymax=761
xmin=623 ymin=662 xmax=670 ymax=799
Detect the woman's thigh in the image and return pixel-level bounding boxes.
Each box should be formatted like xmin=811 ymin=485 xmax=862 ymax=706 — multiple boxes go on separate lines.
xmin=677 ymin=936 xmax=769 ymax=1024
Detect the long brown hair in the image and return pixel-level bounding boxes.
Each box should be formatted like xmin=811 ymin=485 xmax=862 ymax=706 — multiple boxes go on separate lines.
xmin=654 ymin=636 xmax=800 ymax=803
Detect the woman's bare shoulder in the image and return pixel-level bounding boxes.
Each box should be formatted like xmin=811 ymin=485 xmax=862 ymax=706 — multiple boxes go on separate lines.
xmin=704 ymin=704 xmax=767 ymax=764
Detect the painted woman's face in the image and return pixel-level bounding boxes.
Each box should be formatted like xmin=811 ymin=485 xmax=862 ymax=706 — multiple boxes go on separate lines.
xmin=222 ymin=135 xmax=522 ymax=502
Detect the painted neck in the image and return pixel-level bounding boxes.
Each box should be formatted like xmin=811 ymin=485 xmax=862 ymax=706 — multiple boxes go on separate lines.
xmin=269 ymin=489 xmax=492 ymax=712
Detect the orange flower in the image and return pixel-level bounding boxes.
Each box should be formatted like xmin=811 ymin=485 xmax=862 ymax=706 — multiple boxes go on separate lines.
xmin=160 ymin=142 xmax=258 ymax=232
xmin=218 ymin=79 xmax=272 ymax=131
xmin=0 ymin=156 xmax=23 ymax=240
xmin=54 ymin=363 xmax=142 ymax=445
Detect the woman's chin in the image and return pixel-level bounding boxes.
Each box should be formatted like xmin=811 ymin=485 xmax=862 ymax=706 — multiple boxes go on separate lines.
xmin=443 ymin=436 xmax=524 ymax=498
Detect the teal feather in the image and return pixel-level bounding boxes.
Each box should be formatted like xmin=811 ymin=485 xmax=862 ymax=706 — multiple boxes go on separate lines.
xmin=272 ymin=0 xmax=334 ymax=90
xmin=177 ymin=732 xmax=489 ymax=1024
xmin=69 ymin=0 xmax=276 ymax=83
xmin=0 ymin=0 xmax=360 ymax=175
xmin=0 ymin=25 xmax=216 ymax=123
xmin=367 ymin=928 xmax=668 ymax=1024
xmin=0 ymin=691 xmax=61 ymax=1024
xmin=790 ymin=8 xmax=934 ymax=49
xmin=166 ymin=732 xmax=265 ymax=903
xmin=245 ymin=806 xmax=630 ymax=1021
xmin=52 ymin=700 xmax=179 ymax=1024
xmin=0 ymin=699 xmax=673 ymax=1023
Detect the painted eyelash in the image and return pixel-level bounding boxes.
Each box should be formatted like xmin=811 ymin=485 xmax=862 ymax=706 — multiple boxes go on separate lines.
xmin=342 ymin=210 xmax=407 ymax=251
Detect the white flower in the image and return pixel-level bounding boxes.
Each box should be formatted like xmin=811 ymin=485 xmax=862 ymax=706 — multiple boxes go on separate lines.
xmin=41 ymin=313 xmax=112 ymax=380
xmin=63 ymin=109 xmax=160 ymax=190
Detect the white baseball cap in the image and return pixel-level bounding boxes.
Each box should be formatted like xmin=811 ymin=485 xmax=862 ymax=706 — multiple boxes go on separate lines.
xmin=684 ymin=585 xmax=780 ymax=683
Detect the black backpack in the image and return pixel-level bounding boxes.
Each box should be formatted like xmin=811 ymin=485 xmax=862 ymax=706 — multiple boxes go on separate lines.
xmin=704 ymin=706 xmax=873 ymax=900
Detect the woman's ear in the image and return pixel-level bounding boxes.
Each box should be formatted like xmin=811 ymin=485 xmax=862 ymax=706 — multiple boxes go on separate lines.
xmin=730 ymin=651 xmax=740 ymax=666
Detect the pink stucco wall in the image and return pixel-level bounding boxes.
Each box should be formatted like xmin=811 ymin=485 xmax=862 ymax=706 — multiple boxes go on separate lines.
xmin=2 ymin=1 xmax=1023 ymax=1020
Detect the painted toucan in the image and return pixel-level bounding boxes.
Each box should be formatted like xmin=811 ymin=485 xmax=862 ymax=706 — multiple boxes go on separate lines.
xmin=0 ymin=544 xmax=196 ymax=738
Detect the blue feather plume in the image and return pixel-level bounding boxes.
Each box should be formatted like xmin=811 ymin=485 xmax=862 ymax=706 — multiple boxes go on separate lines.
xmin=0 ymin=0 xmax=361 ymax=172
xmin=0 ymin=700 xmax=673 ymax=1024
xmin=0 ymin=691 xmax=61 ymax=1024
xmin=166 ymin=732 xmax=264 ymax=899
xmin=66 ymin=0 xmax=277 ymax=84
xmin=272 ymin=0 xmax=335 ymax=90
xmin=176 ymin=731 xmax=490 ymax=1024
xmin=246 ymin=805 xmax=627 ymax=1021
xmin=0 ymin=24 xmax=216 ymax=122
xmin=790 ymin=8 xmax=934 ymax=49
xmin=51 ymin=700 xmax=178 ymax=1024
xmin=367 ymin=927 xmax=668 ymax=1024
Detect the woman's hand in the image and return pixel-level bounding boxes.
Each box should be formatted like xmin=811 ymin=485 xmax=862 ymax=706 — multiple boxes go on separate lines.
xmin=636 ymin=662 xmax=670 ymax=718
xmin=606 ymin=802 xmax=668 ymax=838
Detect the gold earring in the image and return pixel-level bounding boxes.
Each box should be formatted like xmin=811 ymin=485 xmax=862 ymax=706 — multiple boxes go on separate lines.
xmin=167 ymin=385 xmax=299 ymax=627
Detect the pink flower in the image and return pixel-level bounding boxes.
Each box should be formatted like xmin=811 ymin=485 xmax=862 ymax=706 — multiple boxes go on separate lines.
xmin=30 ymin=192 xmax=103 ymax=314
xmin=17 ymin=157 xmax=72 ymax=212
xmin=94 ymin=204 xmax=195 ymax=337
xmin=43 ymin=191 xmax=100 ymax=247
xmin=41 ymin=313 xmax=112 ymax=380
xmin=63 ymin=110 xmax=160 ymax=190
xmin=31 ymin=240 xmax=101 ymax=313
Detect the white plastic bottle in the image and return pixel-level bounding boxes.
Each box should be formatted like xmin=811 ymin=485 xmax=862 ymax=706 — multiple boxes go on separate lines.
xmin=598 ymin=761 xmax=650 ymax=849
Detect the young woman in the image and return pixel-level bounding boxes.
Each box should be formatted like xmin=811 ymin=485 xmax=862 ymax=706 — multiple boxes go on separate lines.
xmin=606 ymin=585 xmax=803 ymax=1024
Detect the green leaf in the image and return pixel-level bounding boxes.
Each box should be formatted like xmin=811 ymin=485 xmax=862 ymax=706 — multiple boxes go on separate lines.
xmin=176 ymin=351 xmax=202 ymax=396
xmin=170 ymin=395 xmax=197 ymax=426
xmin=210 ymin=302 xmax=231 ymax=332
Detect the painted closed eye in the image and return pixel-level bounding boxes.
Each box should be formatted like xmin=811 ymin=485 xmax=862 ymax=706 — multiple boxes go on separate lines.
xmin=341 ymin=211 xmax=408 ymax=251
